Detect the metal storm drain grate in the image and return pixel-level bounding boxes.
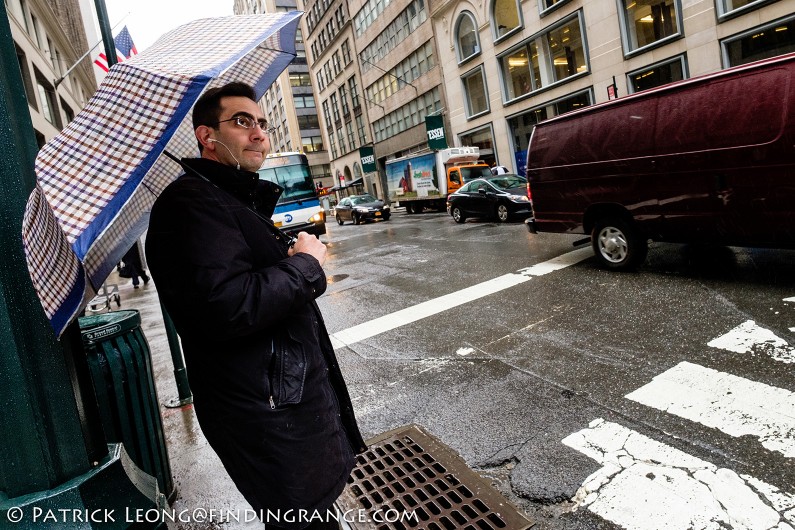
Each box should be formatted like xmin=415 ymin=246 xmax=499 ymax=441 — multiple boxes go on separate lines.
xmin=337 ymin=424 xmax=534 ymax=530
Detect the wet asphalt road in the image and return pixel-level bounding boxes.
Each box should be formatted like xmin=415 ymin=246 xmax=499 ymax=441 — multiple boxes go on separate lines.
xmin=316 ymin=208 xmax=795 ymax=529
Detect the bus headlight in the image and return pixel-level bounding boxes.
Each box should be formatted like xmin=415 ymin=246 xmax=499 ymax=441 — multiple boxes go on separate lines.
xmin=308 ymin=211 xmax=325 ymax=223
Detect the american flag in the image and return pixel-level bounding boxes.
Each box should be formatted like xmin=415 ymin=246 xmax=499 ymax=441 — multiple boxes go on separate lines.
xmin=94 ymin=26 xmax=138 ymax=72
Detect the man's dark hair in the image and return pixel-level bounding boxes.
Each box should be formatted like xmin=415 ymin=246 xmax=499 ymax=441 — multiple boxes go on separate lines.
xmin=192 ymin=82 xmax=257 ymax=151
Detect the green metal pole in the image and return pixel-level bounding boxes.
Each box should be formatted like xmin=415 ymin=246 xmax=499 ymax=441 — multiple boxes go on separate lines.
xmin=93 ymin=0 xmax=117 ymax=68
xmin=0 ymin=7 xmax=95 ymax=496
xmin=0 ymin=6 xmax=165 ymax=526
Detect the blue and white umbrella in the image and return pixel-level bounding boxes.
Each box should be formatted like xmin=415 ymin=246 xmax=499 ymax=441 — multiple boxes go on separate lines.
xmin=22 ymin=13 xmax=302 ymax=337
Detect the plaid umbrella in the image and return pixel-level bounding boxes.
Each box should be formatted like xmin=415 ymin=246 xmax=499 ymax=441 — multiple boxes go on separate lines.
xmin=22 ymin=12 xmax=301 ymax=337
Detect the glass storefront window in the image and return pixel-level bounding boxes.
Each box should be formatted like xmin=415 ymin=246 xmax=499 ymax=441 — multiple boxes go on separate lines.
xmin=628 ymin=55 xmax=687 ymax=93
xmin=463 ymin=67 xmax=488 ymax=117
xmin=621 ymin=0 xmax=681 ymax=53
xmin=459 ymin=126 xmax=496 ymax=167
xmin=722 ymin=17 xmax=795 ymax=66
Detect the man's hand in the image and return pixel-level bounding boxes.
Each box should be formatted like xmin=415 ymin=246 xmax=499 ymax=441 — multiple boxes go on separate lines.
xmin=288 ymin=232 xmax=326 ymax=266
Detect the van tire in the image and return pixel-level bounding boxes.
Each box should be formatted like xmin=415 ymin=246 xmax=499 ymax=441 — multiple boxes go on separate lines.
xmin=452 ymin=207 xmax=467 ymax=223
xmin=496 ymin=204 xmax=509 ymax=222
xmin=591 ymin=217 xmax=647 ymax=270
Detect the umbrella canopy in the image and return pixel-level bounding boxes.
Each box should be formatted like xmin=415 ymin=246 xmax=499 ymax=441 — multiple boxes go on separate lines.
xmin=22 ymin=13 xmax=302 ymax=337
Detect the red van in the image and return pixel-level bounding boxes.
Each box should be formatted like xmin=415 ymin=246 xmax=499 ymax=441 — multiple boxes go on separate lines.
xmin=525 ymin=52 xmax=795 ymax=270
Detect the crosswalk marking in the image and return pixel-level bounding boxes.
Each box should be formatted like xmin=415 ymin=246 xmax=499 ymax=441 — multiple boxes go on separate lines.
xmin=625 ymin=361 xmax=795 ymax=458
xmin=329 ymin=247 xmax=592 ymax=348
xmin=563 ymin=419 xmax=795 ymax=530
xmin=708 ymin=320 xmax=795 ymax=364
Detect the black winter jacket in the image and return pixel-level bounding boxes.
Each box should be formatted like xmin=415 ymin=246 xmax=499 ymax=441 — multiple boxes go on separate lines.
xmin=146 ymin=158 xmax=366 ymax=528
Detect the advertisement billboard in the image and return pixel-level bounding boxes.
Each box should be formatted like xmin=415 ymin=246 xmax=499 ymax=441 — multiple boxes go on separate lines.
xmin=384 ymin=153 xmax=438 ymax=202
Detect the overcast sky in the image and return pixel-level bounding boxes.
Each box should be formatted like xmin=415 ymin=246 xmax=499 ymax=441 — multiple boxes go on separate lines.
xmin=102 ymin=0 xmax=235 ymax=53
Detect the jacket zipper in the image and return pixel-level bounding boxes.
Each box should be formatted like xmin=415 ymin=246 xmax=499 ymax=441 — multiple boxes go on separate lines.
xmin=268 ymin=339 xmax=278 ymax=409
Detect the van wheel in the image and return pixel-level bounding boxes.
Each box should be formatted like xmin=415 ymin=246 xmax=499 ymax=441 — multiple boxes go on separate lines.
xmin=452 ymin=207 xmax=466 ymax=223
xmin=336 ymin=214 xmax=344 ymax=225
xmin=495 ymin=204 xmax=509 ymax=222
xmin=591 ymin=217 xmax=647 ymax=270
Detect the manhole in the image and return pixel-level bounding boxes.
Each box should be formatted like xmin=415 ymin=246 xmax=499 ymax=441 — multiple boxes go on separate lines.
xmin=337 ymin=424 xmax=534 ymax=530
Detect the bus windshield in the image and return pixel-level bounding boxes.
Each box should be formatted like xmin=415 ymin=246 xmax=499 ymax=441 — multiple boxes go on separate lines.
xmin=258 ymin=154 xmax=316 ymax=205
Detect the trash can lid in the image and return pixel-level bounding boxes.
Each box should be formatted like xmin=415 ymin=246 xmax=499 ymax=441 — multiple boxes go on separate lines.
xmin=79 ymin=310 xmax=141 ymax=343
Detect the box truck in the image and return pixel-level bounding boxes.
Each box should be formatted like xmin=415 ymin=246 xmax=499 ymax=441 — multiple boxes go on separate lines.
xmin=385 ymin=147 xmax=492 ymax=213
xmin=525 ymin=52 xmax=795 ymax=270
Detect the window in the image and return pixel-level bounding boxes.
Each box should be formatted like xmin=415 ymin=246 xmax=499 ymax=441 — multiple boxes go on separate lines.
xmin=333 ymin=51 xmax=341 ymax=75
xmin=15 ymin=45 xmax=36 ymax=109
xmin=330 ymin=93 xmax=340 ymax=122
xmin=721 ymin=16 xmax=795 ymax=67
xmin=539 ymin=0 xmax=571 ymax=16
xmin=359 ymin=0 xmax=428 ymax=69
xmin=339 ymin=85 xmax=350 ymax=116
xmin=297 ymin=114 xmax=320 ymax=129
xmin=628 ymin=55 xmax=687 ymax=93
xmin=620 ymin=0 xmax=681 ymax=54
xmin=342 ymin=39 xmax=352 ymax=65
xmin=365 ymin=41 xmax=435 ymax=105
xmin=348 ymin=77 xmax=361 ymax=110
xmin=499 ymin=13 xmax=588 ymax=101
xmin=492 ymin=0 xmax=521 ymax=39
xmin=294 ymin=95 xmax=316 ymax=108
xmin=356 ymin=114 xmax=368 ymax=145
xmin=290 ymin=73 xmax=312 ymax=87
xmin=463 ymin=66 xmax=489 ymax=117
xmin=716 ymin=0 xmax=772 ymax=20
xmin=302 ymin=135 xmax=325 ymax=152
xmin=347 ymin=122 xmax=356 ymax=150
xmin=455 ymin=12 xmax=480 ymax=63
xmin=337 ymin=126 xmax=346 ymax=153
xmin=60 ymin=98 xmax=74 ymax=124
xmin=322 ymin=100 xmax=332 ymax=129
xmin=35 ymin=69 xmax=61 ymax=128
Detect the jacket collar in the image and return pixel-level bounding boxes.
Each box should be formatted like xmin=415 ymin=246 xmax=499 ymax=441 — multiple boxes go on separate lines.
xmin=181 ymin=157 xmax=258 ymax=206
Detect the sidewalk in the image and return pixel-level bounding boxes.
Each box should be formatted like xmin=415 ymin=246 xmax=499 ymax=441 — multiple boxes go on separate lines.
xmin=102 ymin=271 xmax=262 ymax=530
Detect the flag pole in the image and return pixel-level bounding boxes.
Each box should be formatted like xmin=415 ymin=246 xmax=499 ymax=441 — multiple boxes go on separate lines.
xmin=54 ymin=17 xmax=128 ymax=88
xmin=94 ymin=0 xmax=118 ymax=69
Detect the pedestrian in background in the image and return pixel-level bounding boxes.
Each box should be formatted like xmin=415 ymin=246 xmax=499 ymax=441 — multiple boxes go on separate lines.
xmin=122 ymin=240 xmax=150 ymax=289
xmin=145 ymin=82 xmax=365 ymax=530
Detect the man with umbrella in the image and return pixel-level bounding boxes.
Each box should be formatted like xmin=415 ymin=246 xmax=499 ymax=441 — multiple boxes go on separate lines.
xmin=146 ymin=82 xmax=366 ymax=529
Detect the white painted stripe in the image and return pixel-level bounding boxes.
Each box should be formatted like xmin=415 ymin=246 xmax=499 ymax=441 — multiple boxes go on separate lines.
xmin=783 ymin=297 xmax=795 ymax=303
xmin=626 ymin=361 xmax=795 ymax=458
xmin=563 ymin=419 xmax=795 ymax=530
xmin=708 ymin=320 xmax=795 ymax=364
xmin=330 ymin=247 xmax=592 ymax=348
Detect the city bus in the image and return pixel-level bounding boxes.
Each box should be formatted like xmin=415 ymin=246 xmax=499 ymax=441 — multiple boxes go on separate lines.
xmin=257 ymin=152 xmax=326 ymax=237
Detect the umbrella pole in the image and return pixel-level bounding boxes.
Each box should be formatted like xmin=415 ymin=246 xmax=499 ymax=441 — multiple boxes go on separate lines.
xmin=0 ymin=6 xmax=165 ymax=526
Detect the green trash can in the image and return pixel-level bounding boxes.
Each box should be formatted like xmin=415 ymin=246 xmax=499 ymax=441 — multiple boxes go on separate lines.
xmin=79 ymin=310 xmax=174 ymax=500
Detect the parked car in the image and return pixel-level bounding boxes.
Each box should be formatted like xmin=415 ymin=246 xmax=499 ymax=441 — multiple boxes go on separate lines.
xmin=446 ymin=175 xmax=533 ymax=223
xmin=335 ymin=194 xmax=391 ymax=225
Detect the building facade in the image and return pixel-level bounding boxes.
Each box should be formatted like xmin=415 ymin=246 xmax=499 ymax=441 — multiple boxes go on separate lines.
xmin=235 ymin=0 xmax=333 ymax=190
xmin=6 ymin=0 xmax=98 ymax=147
xmin=431 ymin=0 xmax=795 ymax=174
xmin=302 ymin=0 xmax=455 ymax=199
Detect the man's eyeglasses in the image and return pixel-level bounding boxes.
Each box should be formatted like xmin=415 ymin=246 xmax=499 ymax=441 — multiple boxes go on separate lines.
xmin=214 ymin=115 xmax=274 ymax=133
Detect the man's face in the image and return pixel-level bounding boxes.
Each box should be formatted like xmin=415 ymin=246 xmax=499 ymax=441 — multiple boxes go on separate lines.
xmin=201 ymin=95 xmax=271 ymax=172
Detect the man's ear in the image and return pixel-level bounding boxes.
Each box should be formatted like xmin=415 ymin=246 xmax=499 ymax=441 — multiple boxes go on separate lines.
xmin=195 ymin=125 xmax=216 ymax=150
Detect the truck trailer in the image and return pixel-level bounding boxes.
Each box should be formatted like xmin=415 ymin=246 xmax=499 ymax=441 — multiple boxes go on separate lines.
xmin=385 ymin=147 xmax=491 ymax=213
